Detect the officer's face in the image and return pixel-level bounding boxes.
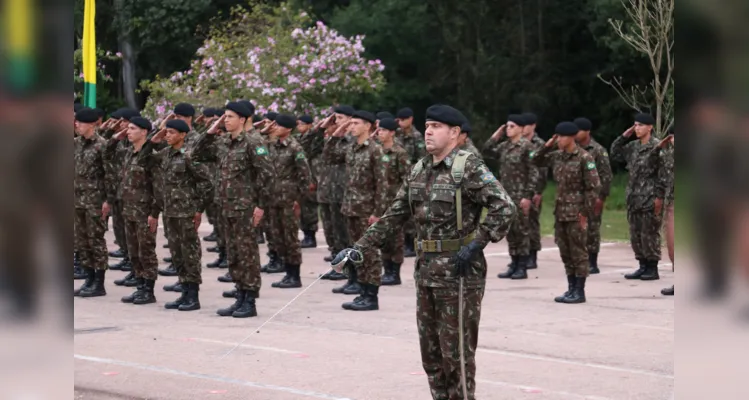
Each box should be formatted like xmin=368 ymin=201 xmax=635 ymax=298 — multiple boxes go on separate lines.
xmin=165 ymin=128 xmax=186 ymax=146
xmin=127 ymin=123 xmax=147 ymax=143
xmin=634 ymin=122 xmax=652 ymax=138
xmin=506 ymin=122 xmax=523 ymax=138
xmin=223 ymin=110 xmax=243 ymax=132
xmin=425 ymin=121 xmax=459 ymax=154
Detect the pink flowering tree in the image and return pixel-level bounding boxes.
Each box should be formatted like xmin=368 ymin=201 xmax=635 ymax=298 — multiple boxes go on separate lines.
xmin=73 ymin=47 xmax=122 ymax=102
xmin=141 ymin=2 xmax=386 ymax=119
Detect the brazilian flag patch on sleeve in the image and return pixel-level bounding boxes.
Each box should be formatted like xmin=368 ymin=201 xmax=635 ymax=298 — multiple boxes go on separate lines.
xmin=529 ymin=151 xmax=535 ymax=158
xmin=255 ymin=146 xmax=268 ymax=155
xmin=480 ymin=172 xmax=497 ymax=183
xmin=586 ymin=162 xmax=596 ymax=170
xmin=381 ymin=154 xmax=391 ymax=162
xmin=296 ymin=152 xmax=306 ymax=160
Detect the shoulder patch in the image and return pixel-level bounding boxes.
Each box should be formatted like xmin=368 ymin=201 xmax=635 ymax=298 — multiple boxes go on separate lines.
xmin=417 ymin=142 xmax=425 ymax=148
xmin=603 ymin=151 xmax=609 ymax=158
xmin=295 ymin=152 xmax=306 ymax=160
xmin=255 ymin=146 xmax=268 ymax=155
xmin=381 ymin=154 xmax=391 ymax=162
xmin=529 ymin=151 xmax=536 ymax=158
xmin=586 ymin=162 xmax=596 ymax=170
xmin=480 ymin=171 xmax=497 ymax=183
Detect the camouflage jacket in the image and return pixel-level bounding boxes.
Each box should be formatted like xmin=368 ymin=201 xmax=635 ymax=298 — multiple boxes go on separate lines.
xmin=150 ymin=145 xmax=213 ymax=219
xmin=460 ymin=138 xmax=482 ymax=159
xmin=356 ymin=148 xmax=516 ymax=288
xmin=395 ymin=126 xmax=427 ymax=165
xmin=532 ymin=145 xmax=601 ymax=221
xmin=267 ymin=135 xmax=312 ymax=207
xmin=299 ymin=128 xmax=326 ymax=188
xmin=611 ymin=135 xmax=667 ymax=211
xmin=110 ymin=143 xmax=159 ymax=219
xmin=324 ymin=136 xmax=388 ymax=217
xmin=481 ymin=136 xmax=538 ymax=202
xmin=649 ymin=143 xmax=675 ymax=205
xmin=380 ymin=144 xmax=410 ymax=203
xmin=581 ymin=138 xmax=613 ymax=200
xmin=97 ymin=127 xmax=131 ymax=203
xmin=74 ymin=134 xmax=110 ymax=211
xmin=529 ymin=133 xmax=549 ymax=195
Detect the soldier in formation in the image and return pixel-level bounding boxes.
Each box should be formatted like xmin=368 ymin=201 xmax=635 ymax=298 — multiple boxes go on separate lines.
xmin=522 ymin=113 xmax=548 ymax=269
xmin=395 ymin=107 xmax=427 ymax=258
xmin=296 ymin=114 xmax=320 ymax=249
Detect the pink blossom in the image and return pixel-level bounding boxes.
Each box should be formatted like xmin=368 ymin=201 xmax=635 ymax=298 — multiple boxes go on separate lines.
xmin=116 ymin=52 xmax=123 ymax=58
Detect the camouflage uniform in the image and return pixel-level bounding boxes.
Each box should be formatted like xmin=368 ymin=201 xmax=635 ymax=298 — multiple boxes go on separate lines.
xmin=298 ymin=128 xmax=324 ymax=234
xmin=611 ymin=135 xmax=667 ymax=264
xmin=395 ymin=126 xmax=427 ymax=254
xmin=99 ymin=128 xmax=129 ymax=260
xmin=581 ymin=139 xmax=612 ymax=254
xmin=324 ymin=135 xmax=388 ymax=287
xmin=379 ymin=144 xmax=410 ymax=265
xmin=532 ymin=145 xmax=601 ymax=277
xmin=74 ymin=135 xmax=110 ymax=272
xmin=482 ymin=136 xmax=538 ymax=258
xmin=528 ymin=133 xmax=548 ymax=254
xmin=319 ymin=135 xmax=352 ymax=255
xmin=459 ymin=138 xmax=482 ymax=159
xmin=266 ymin=136 xmax=311 ymax=267
xmin=355 ymin=148 xmax=516 ymax=400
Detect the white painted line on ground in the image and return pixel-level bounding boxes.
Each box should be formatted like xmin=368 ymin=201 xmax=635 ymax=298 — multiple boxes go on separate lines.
xmin=476 ymin=378 xmax=615 ymax=400
xmin=74 ymin=354 xmax=354 ymax=400
xmin=190 ymin=337 xmax=302 ymax=354
xmin=623 ymin=324 xmax=674 ymax=332
xmin=485 ymin=243 xmax=618 ymax=257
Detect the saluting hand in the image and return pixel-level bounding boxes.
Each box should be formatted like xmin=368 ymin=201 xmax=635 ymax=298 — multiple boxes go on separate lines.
xmin=623 ymin=125 xmax=635 ymax=138
xmin=491 ymin=124 xmax=506 ymax=140
xmin=657 ymin=134 xmax=674 ymax=149
xmin=544 ymin=134 xmax=557 ymax=148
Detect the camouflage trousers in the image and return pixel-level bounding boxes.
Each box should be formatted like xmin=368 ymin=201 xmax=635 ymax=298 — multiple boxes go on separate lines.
xmin=321 ymin=202 xmax=350 ymax=253
xmin=74 ymin=208 xmax=108 ymax=270
xmin=223 ymin=212 xmax=262 ymax=292
xmin=627 ymin=210 xmax=662 ymax=262
xmin=529 ymin=202 xmax=542 ymax=252
xmin=587 ymin=210 xmax=603 ymax=254
xmin=267 ymin=205 xmax=302 ymax=265
xmin=554 ymin=220 xmax=589 ymax=277
xmin=507 ymin=201 xmax=530 ymax=257
xmin=111 ymin=199 xmax=127 ymax=254
xmin=299 ymin=196 xmax=319 ymax=232
xmin=347 ymin=216 xmax=381 ymax=286
xmin=165 ymin=217 xmax=202 ymax=284
xmin=417 ymin=284 xmax=485 ymax=400
xmin=208 ymin=202 xmax=226 ymax=249
xmin=123 ymin=216 xmax=158 ymax=280
xmin=381 ymin=228 xmax=404 ymax=264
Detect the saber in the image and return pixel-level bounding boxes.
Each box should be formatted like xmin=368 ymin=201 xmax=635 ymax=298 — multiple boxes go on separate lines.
xmin=219 ymin=270 xmax=330 ymax=359
xmin=458 ymin=276 xmax=468 ymax=400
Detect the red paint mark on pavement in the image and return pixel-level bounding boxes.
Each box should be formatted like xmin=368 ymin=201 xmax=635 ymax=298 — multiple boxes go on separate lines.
xmin=102 ymin=371 xmax=120 ymax=376
xmin=209 ymin=390 xmax=227 ymax=394
xmin=521 ymin=388 xmax=543 ymax=393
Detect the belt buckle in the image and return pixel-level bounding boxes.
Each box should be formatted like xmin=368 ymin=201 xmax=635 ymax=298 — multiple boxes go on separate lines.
xmin=435 ymin=240 xmax=442 ymax=253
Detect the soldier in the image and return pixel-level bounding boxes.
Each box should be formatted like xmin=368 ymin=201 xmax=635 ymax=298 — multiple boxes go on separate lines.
xmin=574 ymin=118 xmax=613 ymax=274
xmin=265 ymin=114 xmax=313 ymax=289
xmin=200 ymin=108 xmax=231 ymax=271
xmin=532 ymin=122 xmax=601 ymax=303
xmin=610 ymin=113 xmax=667 ymax=280
xmin=105 ymin=116 xmax=160 ymax=304
xmin=482 ymin=115 xmax=539 ymax=280
xmin=458 ymin=122 xmax=482 ymax=159
xmin=654 ymin=131 xmax=674 ymax=295
xmin=297 ymin=114 xmax=320 ymax=248
xmin=74 ymin=107 xmax=112 ymax=297
xmin=395 ymin=107 xmax=427 ymax=258
xmin=375 ymin=118 xmax=410 ymax=285
xmin=332 ymin=104 xmax=516 ymax=399
xmin=198 ymin=107 xmax=221 ymax=245
xmin=324 ymin=110 xmax=388 ymax=310
xmin=376 ymin=111 xmax=395 ymax=130
xmin=522 ymin=112 xmax=548 ymax=269
xmin=148 ymin=119 xmax=213 ymax=311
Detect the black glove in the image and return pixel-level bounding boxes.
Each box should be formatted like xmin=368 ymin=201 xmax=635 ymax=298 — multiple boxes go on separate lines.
xmin=330 ymin=246 xmax=364 ymax=272
xmin=455 ymin=240 xmax=483 ymax=277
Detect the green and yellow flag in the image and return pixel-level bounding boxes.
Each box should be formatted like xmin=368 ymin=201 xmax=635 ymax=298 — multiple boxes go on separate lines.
xmin=82 ymin=0 xmax=96 ymax=107
xmin=3 ymin=0 xmax=34 ymax=92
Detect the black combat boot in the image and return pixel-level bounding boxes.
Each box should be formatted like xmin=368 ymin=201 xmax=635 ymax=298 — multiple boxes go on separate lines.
xmin=639 ymin=260 xmax=660 ymax=280
xmin=527 ymin=250 xmax=538 ymax=270
xmin=108 ymin=248 xmax=126 ymax=258
xmin=589 ymin=252 xmax=600 ymax=274
xmin=203 ymin=228 xmax=218 ymax=242
xmin=163 ymin=281 xmax=183 ymax=292
xmin=233 ymin=290 xmax=258 ymax=318
xmin=320 ymin=268 xmax=347 ymax=280
xmin=80 ymin=270 xmax=107 ymax=297
xmin=561 ymin=277 xmax=587 ymax=304
xmin=261 ymin=251 xmax=281 ymax=273
xmin=218 ymin=257 xmax=228 ymax=269
xmin=133 ymin=279 xmax=157 ymax=305
xmin=158 ymin=264 xmax=178 ymax=277
xmin=382 ymin=262 xmax=402 ymax=285
xmin=498 ymin=256 xmax=518 ymax=279
xmin=109 ymin=256 xmax=130 ymax=271
xmin=164 ymin=286 xmax=188 ymax=309
xmin=121 ymin=277 xmax=145 ymax=303
xmin=510 ymin=255 xmax=529 ymax=279
xmin=342 ymin=282 xmax=366 ymax=310
xmin=218 ymin=271 xmax=233 ymax=283
xmin=114 ymin=271 xmax=137 ymax=287
xmin=74 ymin=268 xmax=95 ymax=296
xmin=273 ymin=265 xmax=302 ymax=288
xmin=223 ymin=288 xmax=237 ymax=298
xmin=73 ymin=265 xmax=87 ymax=280
xmin=333 ymin=267 xmax=361 ymax=294
xmin=300 ymin=231 xmax=317 ymax=248
xmin=404 ymin=235 xmax=416 ymax=258
xmin=206 ymin=245 xmax=220 ymax=253
xmin=178 ymin=282 xmax=201 ymax=311
xmin=555 ymin=275 xmax=577 ymax=303
xmin=345 ymin=284 xmax=379 ymax=311
xmin=162 ymin=243 xmax=169 ymax=248
xmin=207 ymin=248 xmax=226 ymax=268
xmin=162 ymin=256 xmax=172 ymax=263
xmin=217 ymin=289 xmax=246 ymax=317
xmin=661 ymin=285 xmax=674 ymax=296
xmin=624 ymin=259 xmax=647 ymax=279
xmin=380 ymin=261 xmax=393 ymax=283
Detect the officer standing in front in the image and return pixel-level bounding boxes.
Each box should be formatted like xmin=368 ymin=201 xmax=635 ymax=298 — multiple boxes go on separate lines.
xmin=333 ymin=105 xmax=516 ymax=399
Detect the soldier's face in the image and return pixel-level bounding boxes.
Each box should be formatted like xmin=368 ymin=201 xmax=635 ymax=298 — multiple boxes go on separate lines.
xmin=575 ymin=130 xmax=590 ymax=143
xmin=223 ymin=111 xmax=242 ymax=132
xmin=165 ymin=128 xmax=185 ymax=146
xmin=523 ymin=124 xmax=535 ymax=136
xmin=634 ymin=122 xmax=652 ymax=138
xmin=397 ymin=117 xmax=413 ymax=130
xmin=378 ymin=128 xmax=394 ymax=142
xmin=351 ymin=118 xmax=371 ymax=137
xmin=127 ymin=123 xmax=146 ymax=143
xmin=175 ymin=115 xmax=192 ymax=125
xmin=334 ymin=113 xmax=350 ymax=124
xmin=297 ymin=121 xmax=311 ymax=133
xmin=506 ymin=122 xmax=523 ymax=138
xmin=425 ymin=121 xmax=459 ymax=153
xmin=458 ymin=133 xmax=467 ymax=145
xmin=75 ymin=121 xmax=95 ymax=136
xmin=557 ymin=135 xmax=574 ymax=150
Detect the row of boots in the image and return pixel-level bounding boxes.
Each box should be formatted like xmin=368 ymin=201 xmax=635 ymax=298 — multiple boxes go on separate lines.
xmin=331 ymin=268 xmax=378 ymax=311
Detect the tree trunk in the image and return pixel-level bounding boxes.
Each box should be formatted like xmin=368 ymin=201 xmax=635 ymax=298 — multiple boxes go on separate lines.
xmin=120 ymin=38 xmax=138 ymax=108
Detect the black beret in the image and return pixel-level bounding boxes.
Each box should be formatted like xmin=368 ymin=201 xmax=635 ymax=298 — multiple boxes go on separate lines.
xmin=508 ymin=114 xmax=527 ymax=126
xmin=574 ymin=117 xmax=592 ymax=131
xmin=352 ymin=110 xmax=376 ymax=124
xmin=378 ymin=118 xmax=398 ymax=131
xmin=396 ymin=107 xmax=414 ymax=119
xmin=275 ymin=114 xmax=297 ymax=129
xmin=238 ymin=100 xmax=256 ymax=115
xmin=212 ymin=108 xmax=225 ymax=118
xmin=252 ymin=114 xmax=263 ymax=123
xmin=298 ymin=115 xmax=313 ymax=124
xmin=74 ymin=103 xmax=84 ymax=113
xmin=376 ymin=111 xmax=394 ymax=120
xmin=120 ymin=108 xmax=141 ymax=121
xmin=522 ymin=112 xmax=538 ymax=125
xmin=225 ymin=101 xmax=251 ymax=118
xmin=166 ymin=119 xmax=190 ymax=133
xmin=265 ymin=111 xmax=278 ymax=121
xmin=75 ymin=108 xmax=99 ymax=123
xmin=634 ymin=113 xmax=655 ymax=125
xmin=94 ymin=108 xmax=105 ymax=118
xmin=202 ymin=107 xmax=214 ymax=117
xmin=461 ymin=122 xmax=472 ymax=134
xmin=555 ymin=121 xmax=579 ymax=136
xmin=110 ymin=108 xmax=123 ymax=119
xmin=333 ymin=105 xmax=355 ymax=116
xmin=425 ymin=104 xmax=467 ymax=127
xmin=129 ymin=116 xmax=152 ymax=131
xmin=173 ymin=103 xmax=195 ymax=117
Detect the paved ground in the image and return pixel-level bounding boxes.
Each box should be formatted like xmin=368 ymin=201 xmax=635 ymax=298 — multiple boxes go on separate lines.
xmin=74 ymin=222 xmax=674 ymax=400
